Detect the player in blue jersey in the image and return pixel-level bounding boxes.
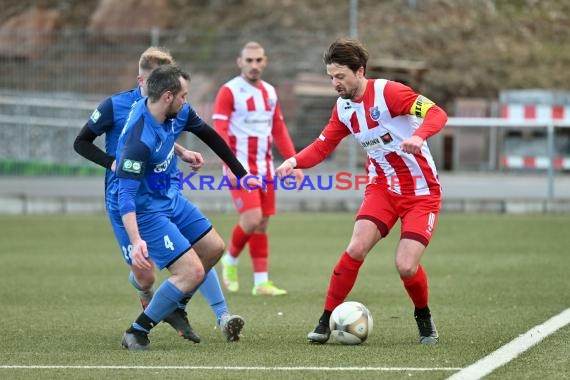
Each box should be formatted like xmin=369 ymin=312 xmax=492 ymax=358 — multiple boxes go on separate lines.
xmin=115 ymin=64 xmax=262 ymax=350
xmin=73 ymin=47 xmax=245 ymax=344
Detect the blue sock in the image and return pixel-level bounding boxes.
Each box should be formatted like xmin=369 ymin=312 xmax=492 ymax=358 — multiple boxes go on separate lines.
xmin=143 ymin=279 xmax=185 ymax=323
xmin=198 ymin=269 xmax=229 ymax=320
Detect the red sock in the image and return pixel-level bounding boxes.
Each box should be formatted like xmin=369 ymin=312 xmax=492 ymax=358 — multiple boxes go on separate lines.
xmin=229 ymin=224 xmax=251 ymax=258
xmin=324 ymin=252 xmax=363 ymax=311
xmin=248 ymin=233 xmax=268 ymax=272
xmin=401 ymin=264 xmax=429 ymax=309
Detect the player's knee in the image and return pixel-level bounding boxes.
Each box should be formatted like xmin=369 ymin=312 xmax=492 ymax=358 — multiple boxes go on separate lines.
xmin=181 ymin=265 xmax=205 ymax=291
xmin=138 ymin=277 xmax=155 ymax=291
xmin=202 ymin=235 xmax=225 ymax=266
xmin=240 ymin=211 xmax=263 ymax=232
xmin=256 ymin=216 xmax=269 ymax=232
xmin=346 ymin=242 xmax=368 ymax=260
xmin=194 ymin=265 xmax=206 ymax=282
xmin=242 ymin=220 xmax=261 ymax=234
xmin=395 ymin=261 xmax=418 ymax=278
xmin=212 ymin=237 xmax=225 ymax=257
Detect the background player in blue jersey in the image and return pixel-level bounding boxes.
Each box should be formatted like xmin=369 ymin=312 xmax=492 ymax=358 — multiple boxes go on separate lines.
xmin=116 ymin=64 xmax=262 ymax=350
xmin=74 ymin=47 xmax=245 ymax=344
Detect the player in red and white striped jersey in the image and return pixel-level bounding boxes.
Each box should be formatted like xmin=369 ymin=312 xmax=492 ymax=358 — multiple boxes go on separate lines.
xmin=276 ymin=38 xmax=448 ymax=345
xmin=213 ymin=41 xmax=304 ymax=296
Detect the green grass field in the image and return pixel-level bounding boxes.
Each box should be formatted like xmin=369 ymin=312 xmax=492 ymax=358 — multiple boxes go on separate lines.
xmin=1 ymin=213 xmax=569 ymax=379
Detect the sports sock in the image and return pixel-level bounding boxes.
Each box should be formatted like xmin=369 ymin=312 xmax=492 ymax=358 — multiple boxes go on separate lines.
xmin=141 ymin=279 xmax=185 ymax=330
xmin=224 ymin=252 xmax=239 ymax=265
xmin=249 ymin=233 xmax=268 ymax=282
xmin=324 ymin=252 xmax=363 ymax=312
xmin=253 ymin=272 xmax=268 ymax=286
xmin=198 ymin=269 xmax=229 ymax=319
xmin=401 ymin=264 xmax=429 ymax=309
xmin=132 ymin=317 xmax=153 ymax=333
xmin=229 ymin=224 xmax=251 ymax=258
xmin=129 ymin=271 xmax=154 ymax=309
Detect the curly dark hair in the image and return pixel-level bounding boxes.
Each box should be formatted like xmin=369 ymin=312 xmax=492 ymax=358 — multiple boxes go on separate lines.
xmin=323 ymin=38 xmax=369 ymax=74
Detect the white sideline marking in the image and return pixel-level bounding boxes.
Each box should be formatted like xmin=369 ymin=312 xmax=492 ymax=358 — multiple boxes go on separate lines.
xmin=448 ymin=308 xmax=570 ymax=380
xmin=0 ymin=365 xmax=461 ymax=372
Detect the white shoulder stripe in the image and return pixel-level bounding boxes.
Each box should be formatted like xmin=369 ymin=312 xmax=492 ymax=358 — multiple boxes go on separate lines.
xmin=319 ymin=134 xmax=326 ymax=141
xmin=212 ymin=114 xmax=229 ymax=120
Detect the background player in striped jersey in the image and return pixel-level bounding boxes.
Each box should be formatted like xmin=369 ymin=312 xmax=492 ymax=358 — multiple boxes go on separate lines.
xmin=276 ymin=38 xmax=448 ymax=345
xmin=213 ymin=41 xmax=304 ymax=296
xmin=74 ymin=47 xmax=245 ymax=344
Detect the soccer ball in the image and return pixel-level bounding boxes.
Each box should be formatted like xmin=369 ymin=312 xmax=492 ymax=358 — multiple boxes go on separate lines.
xmin=330 ymin=301 xmax=373 ymax=345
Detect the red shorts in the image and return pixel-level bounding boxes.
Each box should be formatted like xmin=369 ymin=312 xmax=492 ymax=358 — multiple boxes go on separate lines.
xmin=229 ymin=181 xmax=276 ymax=216
xmin=356 ymin=183 xmax=441 ymax=246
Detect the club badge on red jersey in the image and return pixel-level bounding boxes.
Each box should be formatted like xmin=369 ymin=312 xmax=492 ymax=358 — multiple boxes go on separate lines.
xmin=370 ymin=106 xmax=380 ymax=121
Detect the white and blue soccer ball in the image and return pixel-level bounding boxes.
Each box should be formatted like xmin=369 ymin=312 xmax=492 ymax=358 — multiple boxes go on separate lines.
xmin=329 ymin=301 xmax=373 ymax=345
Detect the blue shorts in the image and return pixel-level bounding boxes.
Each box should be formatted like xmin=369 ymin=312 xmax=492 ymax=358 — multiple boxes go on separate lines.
xmin=106 ymin=193 xmax=133 ymax=265
xmin=108 ymin=207 xmax=133 ymax=265
xmin=107 ymin=192 xmax=212 ymax=269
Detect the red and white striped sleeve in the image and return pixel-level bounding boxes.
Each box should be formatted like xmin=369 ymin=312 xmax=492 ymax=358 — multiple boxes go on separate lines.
xmin=295 ymin=106 xmax=350 ymax=169
xmin=384 ymin=81 xmax=447 ymax=140
xmin=212 ymin=85 xmax=234 ymax=143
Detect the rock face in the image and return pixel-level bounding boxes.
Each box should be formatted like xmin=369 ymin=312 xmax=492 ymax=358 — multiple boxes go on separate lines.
xmin=87 ymin=0 xmax=171 ymax=41
xmin=0 ymin=6 xmax=60 ymax=60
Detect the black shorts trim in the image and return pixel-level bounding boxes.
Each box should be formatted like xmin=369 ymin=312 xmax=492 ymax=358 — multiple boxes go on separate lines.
xmin=190 ymin=225 xmax=213 ymax=246
xmin=165 ymin=245 xmax=192 ymax=269
xmin=164 ymin=225 xmax=213 ymax=269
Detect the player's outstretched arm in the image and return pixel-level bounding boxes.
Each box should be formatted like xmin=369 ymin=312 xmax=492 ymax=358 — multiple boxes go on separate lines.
xmin=73 ymin=124 xmax=115 ymax=170
xmin=188 ymin=122 xmax=262 ymax=188
xmin=190 ymin=122 xmax=247 ymax=177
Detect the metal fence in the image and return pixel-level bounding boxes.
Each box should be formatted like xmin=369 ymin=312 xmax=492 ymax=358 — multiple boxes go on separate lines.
xmin=446 ymin=118 xmax=570 ymax=200
xmin=2 ymin=29 xmax=570 ymax=181
xmin=0 ymin=28 xmax=330 ymax=93
xmin=0 ymin=28 xmax=347 ymax=172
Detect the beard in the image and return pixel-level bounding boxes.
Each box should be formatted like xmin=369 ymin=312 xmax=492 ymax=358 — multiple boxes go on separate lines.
xmin=166 ymin=111 xmax=178 ymax=119
xmin=245 ymin=70 xmax=261 ymax=83
xmin=166 ymin=104 xmax=182 ymax=119
xmin=338 ymin=88 xmax=353 ymax=99
xmin=336 ymin=85 xmax=357 ymax=100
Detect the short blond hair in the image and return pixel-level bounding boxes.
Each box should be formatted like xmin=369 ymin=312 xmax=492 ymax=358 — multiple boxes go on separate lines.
xmin=138 ymin=47 xmax=175 ymax=72
xmin=240 ymin=41 xmax=264 ymax=56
